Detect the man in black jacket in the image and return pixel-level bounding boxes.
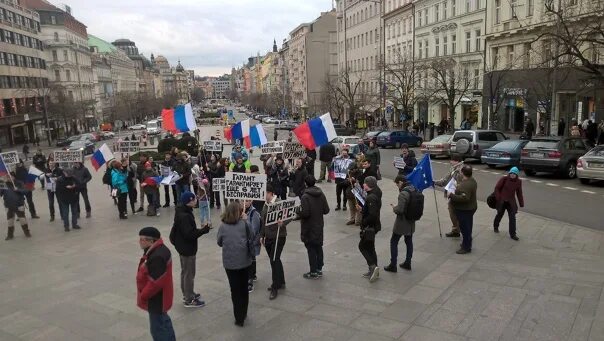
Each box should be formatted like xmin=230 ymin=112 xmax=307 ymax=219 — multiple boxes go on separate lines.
xmin=356 ymin=176 xmax=382 ymax=283
xmin=169 ymin=191 xmax=210 ymax=308
xmin=73 ymin=161 xmax=92 ymax=218
xmin=291 ymin=158 xmax=308 ymax=198
xmin=396 ymin=144 xmax=418 ymax=176
xmin=317 ymin=142 xmax=336 ymax=182
xmin=299 ymin=175 xmax=330 ymax=279
xmin=305 ymin=148 xmax=316 ymax=177
xmin=32 ymin=149 xmax=46 ymax=187
xmin=1 ymin=182 xmax=31 ymax=240
xmin=14 ymin=160 xmax=39 ymax=219
xmin=55 ymin=169 xmax=80 ymax=231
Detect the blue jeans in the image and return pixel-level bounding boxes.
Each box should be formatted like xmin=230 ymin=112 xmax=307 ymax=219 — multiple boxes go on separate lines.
xmin=175 ymin=183 xmax=191 ymax=202
xmin=148 ymin=312 xmax=175 ymax=341
xmin=390 ymin=233 xmax=413 ymax=265
xmin=199 ymin=202 xmax=210 ymax=225
xmin=59 ymin=201 xmax=78 ymax=228
xmin=455 ymin=209 xmax=476 ymax=251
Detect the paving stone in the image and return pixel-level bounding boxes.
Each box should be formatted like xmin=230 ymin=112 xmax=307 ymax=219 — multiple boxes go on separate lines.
xmin=401 ymin=285 xmax=444 ymax=305
xmin=399 ymin=325 xmax=467 ymax=341
xmin=304 ymin=303 xmax=362 ymax=325
xmin=418 ymin=271 xmax=460 ymax=289
xmin=350 ymin=314 xmax=410 ymax=339
xmin=419 ymin=307 xmax=466 ymax=333
xmin=380 ymin=299 xmax=428 ymax=323
xmin=465 ymin=316 xmax=510 ymax=341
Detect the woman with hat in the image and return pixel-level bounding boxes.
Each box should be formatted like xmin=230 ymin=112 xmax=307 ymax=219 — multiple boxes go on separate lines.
xmin=493 ymin=167 xmax=524 ymax=240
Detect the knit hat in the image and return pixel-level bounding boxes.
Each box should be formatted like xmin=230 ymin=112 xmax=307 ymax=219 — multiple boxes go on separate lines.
xmin=364 ymin=176 xmax=378 ymax=189
xmin=139 ymin=227 xmax=160 ymax=239
xmin=180 ymin=191 xmax=196 ymax=204
xmin=509 ymin=167 xmax=520 ymax=175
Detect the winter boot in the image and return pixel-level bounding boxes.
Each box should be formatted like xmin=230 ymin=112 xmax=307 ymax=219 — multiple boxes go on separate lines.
xmin=22 ymin=225 xmax=31 ymax=238
xmin=5 ymin=226 xmax=15 ymax=240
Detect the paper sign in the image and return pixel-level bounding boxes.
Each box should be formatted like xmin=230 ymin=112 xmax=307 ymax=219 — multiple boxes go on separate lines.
xmin=160 ymin=173 xmax=181 ymax=185
xmin=212 ymin=178 xmax=226 ymax=192
xmin=203 ymin=140 xmax=222 ymax=152
xmin=283 ymin=142 xmax=306 ymax=160
xmin=0 ymin=181 xmax=8 ymax=190
xmin=444 ymin=178 xmax=457 ymax=195
xmin=44 ymin=177 xmax=56 ymax=191
xmin=393 ymin=157 xmax=406 ymax=169
xmin=224 ymin=172 xmax=267 ymax=201
xmin=352 ymin=185 xmax=366 ymax=206
xmin=264 ymin=198 xmax=300 ymax=225
xmin=159 ymin=165 xmax=171 ymax=177
xmin=54 ymin=150 xmax=83 ymax=163
xmin=0 ymin=151 xmax=19 ymax=165
xmin=261 ymin=140 xmax=286 ymax=155
xmin=115 ymin=141 xmax=140 ymax=153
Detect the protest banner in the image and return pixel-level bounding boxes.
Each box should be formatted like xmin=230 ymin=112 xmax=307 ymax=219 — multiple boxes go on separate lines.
xmin=115 ymin=141 xmax=140 ymax=153
xmin=352 ymin=185 xmax=366 ymax=206
xmin=212 ymin=178 xmax=226 ymax=192
xmin=264 ymin=198 xmax=300 ymax=225
xmin=160 ymin=173 xmax=181 ymax=185
xmin=54 ymin=150 xmax=83 ymax=164
xmin=0 ymin=151 xmax=19 ymax=165
xmin=159 ymin=165 xmax=171 ymax=177
xmin=260 ymin=140 xmax=286 ymax=155
xmin=202 ymin=140 xmax=222 ymax=152
xmin=393 ymin=156 xmax=406 ymax=169
xmin=283 ymin=142 xmax=306 ymax=160
xmin=224 ymin=172 xmax=266 ymax=201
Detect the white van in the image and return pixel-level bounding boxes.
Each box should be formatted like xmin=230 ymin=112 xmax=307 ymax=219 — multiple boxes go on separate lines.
xmin=146 ymin=120 xmax=161 ymax=135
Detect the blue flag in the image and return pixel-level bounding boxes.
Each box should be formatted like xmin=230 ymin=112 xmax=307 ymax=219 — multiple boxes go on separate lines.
xmin=406 ymin=154 xmax=434 ymax=192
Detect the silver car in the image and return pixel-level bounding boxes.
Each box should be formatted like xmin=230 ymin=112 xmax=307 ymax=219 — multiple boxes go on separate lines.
xmin=577 ymin=146 xmax=604 ymax=184
xmin=450 ymin=130 xmax=508 ymax=161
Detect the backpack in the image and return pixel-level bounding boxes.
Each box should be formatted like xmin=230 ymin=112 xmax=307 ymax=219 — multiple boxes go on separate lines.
xmin=404 ymin=189 xmax=424 ymax=221
xmin=102 ymin=169 xmax=111 ymax=185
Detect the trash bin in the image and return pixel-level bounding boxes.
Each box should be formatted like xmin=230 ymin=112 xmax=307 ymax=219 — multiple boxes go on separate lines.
xmin=429 ymin=123 xmax=435 ymax=140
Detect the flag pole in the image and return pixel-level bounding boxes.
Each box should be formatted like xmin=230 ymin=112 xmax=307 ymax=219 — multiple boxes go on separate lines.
xmin=427 ymin=154 xmax=442 ymax=238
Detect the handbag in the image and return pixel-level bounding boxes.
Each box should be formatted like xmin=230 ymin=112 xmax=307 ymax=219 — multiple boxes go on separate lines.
xmin=487 ymin=177 xmax=507 ymax=209
xmin=376 ymin=166 xmax=382 ymax=180
xmin=243 ymin=221 xmax=255 ymax=259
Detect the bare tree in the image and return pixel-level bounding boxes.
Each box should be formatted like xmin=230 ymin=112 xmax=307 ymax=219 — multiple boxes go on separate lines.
xmin=191 ymin=87 xmax=205 ymax=102
xmin=383 ymin=50 xmax=418 ymax=127
xmin=334 ymin=67 xmax=365 ymax=126
xmin=322 ymin=74 xmax=346 ymax=122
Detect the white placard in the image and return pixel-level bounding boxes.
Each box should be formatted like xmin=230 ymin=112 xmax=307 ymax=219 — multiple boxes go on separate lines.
xmin=159 ymin=165 xmax=171 ymax=177
xmin=261 ymin=140 xmax=286 ymax=155
xmin=264 ymin=198 xmax=300 ymax=225
xmin=54 ymin=150 xmax=83 ymax=164
xmin=352 ymin=185 xmax=366 ymax=206
xmin=283 ymin=142 xmax=306 ymax=160
xmin=0 ymin=151 xmax=19 ymax=165
xmin=115 ymin=141 xmax=140 ymax=153
xmin=393 ymin=157 xmax=406 ymax=169
xmin=160 ymin=173 xmax=181 ymax=185
xmin=224 ymin=172 xmax=267 ymax=201
xmin=202 ymin=140 xmax=222 ymax=152
xmin=444 ymin=178 xmax=457 ymax=195
xmin=212 ymin=178 xmax=226 ymax=192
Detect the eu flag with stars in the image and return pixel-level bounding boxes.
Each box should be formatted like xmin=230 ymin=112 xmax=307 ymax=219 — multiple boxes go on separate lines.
xmin=406 ymin=154 xmax=434 ymax=192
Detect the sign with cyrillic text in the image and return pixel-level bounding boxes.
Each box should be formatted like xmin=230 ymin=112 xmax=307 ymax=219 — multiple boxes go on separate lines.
xmin=54 ymin=150 xmax=83 ymax=164
xmin=224 ymin=172 xmax=266 ymax=201
xmin=202 ymin=140 xmax=222 ymax=152
xmin=0 ymin=151 xmax=19 ymax=165
xmin=260 ymin=140 xmax=286 ymax=155
xmin=393 ymin=157 xmax=406 ymax=169
xmin=283 ymin=142 xmax=306 ymax=160
xmin=264 ymin=198 xmax=300 ymax=225
xmin=212 ymin=178 xmax=226 ymax=192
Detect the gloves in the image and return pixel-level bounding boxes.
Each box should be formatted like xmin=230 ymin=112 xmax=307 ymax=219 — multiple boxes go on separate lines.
xmin=200 ymin=224 xmax=211 ymax=235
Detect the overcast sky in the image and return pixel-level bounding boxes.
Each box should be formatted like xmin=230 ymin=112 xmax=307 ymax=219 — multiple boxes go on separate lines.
xmin=59 ymin=0 xmax=331 ymax=77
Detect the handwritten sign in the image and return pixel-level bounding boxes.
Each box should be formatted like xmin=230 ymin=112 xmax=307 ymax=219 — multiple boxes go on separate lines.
xmin=283 ymin=142 xmax=306 ymax=160
xmin=115 ymin=141 xmax=140 ymax=153
xmin=0 ymin=151 xmax=19 ymax=165
xmin=352 ymin=185 xmax=366 ymax=206
xmin=393 ymin=157 xmax=406 ymax=169
xmin=202 ymin=140 xmax=222 ymax=152
xmin=261 ymin=140 xmax=286 ymax=155
xmin=212 ymin=178 xmax=226 ymax=192
xmin=159 ymin=165 xmax=171 ymax=177
xmin=224 ymin=172 xmax=266 ymax=201
xmin=54 ymin=150 xmax=83 ymax=164
xmin=264 ymin=198 xmax=300 ymax=225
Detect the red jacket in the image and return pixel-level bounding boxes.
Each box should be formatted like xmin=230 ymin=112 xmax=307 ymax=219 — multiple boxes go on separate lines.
xmin=136 ymin=239 xmax=173 ymax=314
xmin=494 ymin=176 xmax=524 ymax=213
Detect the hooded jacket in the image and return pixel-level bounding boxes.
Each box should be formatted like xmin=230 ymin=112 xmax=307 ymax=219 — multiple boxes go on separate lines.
xmin=494 ymin=175 xmax=524 ymax=213
xmin=111 ymin=168 xmax=129 ymax=193
xmin=291 ymin=165 xmax=308 ymax=197
xmin=361 ymin=186 xmax=382 ymax=232
xmin=136 ymin=239 xmax=174 ymax=314
xmin=392 ymin=185 xmax=416 ymax=236
xmin=169 ymin=205 xmax=210 ymax=256
xmin=72 ymin=164 xmax=92 ymax=190
xmin=299 ymin=186 xmax=330 ymax=244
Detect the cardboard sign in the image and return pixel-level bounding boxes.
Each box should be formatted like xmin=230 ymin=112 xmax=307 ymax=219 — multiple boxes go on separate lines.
xmin=159 ymin=165 xmax=171 ymax=177
xmin=224 ymin=172 xmax=266 ymax=201
xmin=352 ymin=185 xmax=366 ymax=206
xmin=116 ymin=141 xmax=140 ymax=153
xmin=264 ymin=198 xmax=300 ymax=225
xmin=0 ymin=151 xmax=19 ymax=165
xmin=202 ymin=140 xmax=222 ymax=152
xmin=54 ymin=150 xmax=83 ymax=164
xmin=393 ymin=157 xmax=406 ymax=169
xmin=160 ymin=173 xmax=181 ymax=185
xmin=283 ymin=142 xmax=306 ymax=160
xmin=261 ymin=140 xmax=286 ymax=155
xmin=212 ymin=177 xmax=226 ymax=192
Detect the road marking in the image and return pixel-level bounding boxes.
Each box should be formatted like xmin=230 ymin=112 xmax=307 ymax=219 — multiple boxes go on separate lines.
xmin=530 ymin=180 xmax=543 ymax=183
xmin=479 ymin=170 xmax=490 ymax=173
xmin=489 ymin=171 xmax=500 ymax=175
xmin=563 ymin=186 xmax=578 ymax=191
xmin=581 ymin=190 xmax=596 ymax=194
xmin=546 ymin=183 xmax=560 ymax=187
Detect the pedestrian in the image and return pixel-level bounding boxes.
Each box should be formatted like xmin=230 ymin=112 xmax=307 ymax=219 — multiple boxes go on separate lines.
xmin=525 ymin=118 xmax=535 ymax=140
xmin=136 ymin=154 xmax=149 ymax=212
xmin=22 ymin=143 xmax=29 ymax=160
xmin=493 ymin=167 xmax=524 ymax=240
xmin=299 ymin=175 xmax=330 ymax=279
xmin=73 ymin=161 xmax=92 ymax=218
xmin=598 ymin=120 xmax=604 ymax=145
xmin=448 ymin=165 xmax=478 ymax=254
xmin=291 ymin=158 xmax=308 ymax=198
xmin=273 ymin=129 xmax=278 ymax=141
xmin=169 ymin=192 xmax=211 ymax=308
xmin=160 ymin=153 xmax=177 ymax=207
xmin=305 ymin=147 xmax=316 ymax=177
xmin=317 ymin=140 xmax=336 ymax=183
xmin=243 ymin=200 xmax=261 ymax=293
xmin=558 ymin=118 xmax=566 ymax=136
xmin=260 ymin=185 xmax=289 ymax=300
xmin=173 ymin=152 xmax=192 ymax=201
xmin=55 ymin=169 xmax=80 ymax=231
xmin=434 ymin=154 xmax=464 ymax=238
xmin=395 ymin=144 xmax=417 ymax=176
xmin=384 ymin=175 xmax=420 ymax=273
xmin=356 ymin=176 xmax=381 ymax=282
xmin=44 ymin=160 xmax=61 ymax=222
xmin=1 ymin=181 xmax=31 ymax=240
xmin=364 ymin=141 xmax=381 ymax=175
xmin=141 ymin=162 xmax=161 ymax=216
xmin=332 ymin=149 xmax=354 ymax=210
xmin=217 ymin=201 xmax=254 ymax=327
xmin=586 ymin=120 xmax=598 ymax=147
xmin=267 ymin=155 xmax=289 ymax=200
xmin=123 ymin=158 xmax=139 ymax=215
xmin=14 ymin=160 xmax=39 ymax=218
xmin=35 ymin=135 xmax=40 ymax=147
xmin=136 ymin=227 xmax=176 ymax=341
xmin=32 ymin=149 xmax=47 ymax=188
xmin=111 ymin=160 xmax=129 ymax=219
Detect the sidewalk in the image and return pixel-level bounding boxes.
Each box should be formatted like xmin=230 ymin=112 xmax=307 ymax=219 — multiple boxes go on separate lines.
xmin=0 ymin=145 xmax=602 ymax=340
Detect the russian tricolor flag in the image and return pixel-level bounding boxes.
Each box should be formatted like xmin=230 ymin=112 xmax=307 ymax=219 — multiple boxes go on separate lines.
xmin=25 ymin=166 xmax=44 ymax=190
xmin=91 ymin=144 xmax=115 ymax=171
xmin=0 ymin=156 xmax=8 ymax=177
xmin=231 ymin=120 xmax=267 ymax=148
xmin=162 ymin=103 xmax=197 ymax=133
xmin=293 ymin=113 xmax=337 ymax=149
xmin=249 ymin=123 xmax=267 ymax=148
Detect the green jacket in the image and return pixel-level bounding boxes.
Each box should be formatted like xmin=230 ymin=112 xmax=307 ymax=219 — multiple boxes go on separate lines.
xmin=450 ymin=177 xmax=477 ymax=211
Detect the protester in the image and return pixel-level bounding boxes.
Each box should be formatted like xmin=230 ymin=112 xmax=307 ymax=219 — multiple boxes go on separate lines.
xmin=493 ymin=167 xmax=524 ymax=240
xmin=169 ymin=192 xmax=210 ymax=308
xmin=230 ymin=145 xmax=249 ymax=163
xmin=305 ymin=147 xmax=316 ymax=177
xmin=44 ymin=160 xmax=62 ymax=222
xmin=217 ymin=202 xmax=254 ymax=327
xmin=231 ymin=154 xmax=247 ymax=173
xmin=384 ymin=175 xmax=417 ymax=272
xmin=346 ymin=154 xmax=365 ymax=226
xmin=1 ymin=181 xmax=31 ymax=239
xmin=178 ymin=132 xmax=199 ymax=156
xmin=434 ymin=154 xmax=464 ymax=238
xmin=136 ymin=154 xmax=149 ymax=212
xmin=364 ymin=141 xmax=380 ymax=173
xmin=299 ymin=175 xmax=330 ymax=279
xmin=123 ymin=158 xmax=139 ymax=215
xmin=332 ymin=149 xmax=354 ymax=210
xmin=267 ymin=155 xmax=289 ymax=200
xmin=317 ymin=140 xmax=336 ymax=183
xmin=210 ymin=157 xmax=226 ymax=209
xmin=141 ymin=162 xmax=161 ymax=216
xmin=111 ymin=160 xmax=129 ymax=219
xmin=249 ymin=165 xmax=265 ymax=213
xmin=73 ymin=161 xmax=92 ymax=218
xmin=448 ymin=165 xmax=478 ymax=254
xmin=395 ymin=144 xmax=417 ymax=176
xmin=260 ymin=185 xmax=289 ymax=300
xmin=291 ymin=158 xmax=308 ymax=198
xmin=161 ymin=153 xmax=177 ymax=207
xmin=136 ymin=227 xmax=176 ymax=341
xmin=173 ymin=152 xmax=192 ymax=201
xmin=32 ymin=149 xmax=46 ymax=187
xmin=356 ymin=176 xmax=381 ymax=283
xmin=243 ymin=200 xmax=261 ymax=293
xmin=55 ymin=169 xmax=80 ymax=231
xmin=14 ymin=160 xmax=39 ymax=218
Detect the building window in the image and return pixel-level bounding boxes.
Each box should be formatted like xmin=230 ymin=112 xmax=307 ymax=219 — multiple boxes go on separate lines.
xmin=435 ymin=4 xmax=440 ymax=21
xmin=68 ymin=91 xmax=73 ymax=100
xmin=14 ymin=33 xmax=21 ymax=46
xmin=451 ymin=0 xmax=456 ymax=16
xmin=7 ymin=53 xmax=15 ymax=66
xmin=495 ymin=0 xmax=501 ymax=24
xmin=0 ymin=52 xmax=5 ymax=65
xmin=475 ymin=29 xmax=481 ymax=51
xmin=523 ymin=42 xmax=531 ymax=68
xmin=435 ymin=37 xmax=440 ymax=57
xmin=492 ymin=47 xmax=499 ymax=69
xmin=452 ymin=34 xmax=457 ymax=54
xmin=66 ymin=70 xmax=71 ymax=81
xmin=54 ymin=69 xmax=60 ymax=81
xmin=418 ymin=10 xmax=423 ymax=26
xmin=508 ymin=45 xmax=515 ymax=66
xmin=424 ymin=9 xmax=429 ymax=25
xmin=473 ymin=68 xmax=479 ymax=89
xmin=50 ymin=15 xmax=56 ymax=24
xmin=54 ymin=32 xmax=59 ymax=41
xmin=63 ymin=50 xmax=68 ymax=61
xmin=443 ymin=1 xmax=448 ymax=19
xmin=443 ymin=35 xmax=448 ymax=55
xmin=510 ymin=0 xmax=518 ymax=19
xmin=527 ymin=0 xmax=534 ymax=16
xmin=466 ymin=0 xmax=471 ymax=12
xmin=466 ymin=31 xmax=471 ymax=52
xmin=419 ymin=41 xmax=423 ymax=58
xmin=425 ymin=40 xmax=429 ymax=58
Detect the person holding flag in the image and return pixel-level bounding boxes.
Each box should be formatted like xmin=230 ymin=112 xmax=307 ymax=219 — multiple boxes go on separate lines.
xmin=14 ymin=160 xmax=39 ymax=219
xmin=1 ymin=181 xmax=31 ymax=240
xmin=448 ymin=166 xmax=478 ymax=254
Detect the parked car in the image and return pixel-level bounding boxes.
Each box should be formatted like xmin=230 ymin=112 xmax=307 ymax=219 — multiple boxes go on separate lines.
xmin=450 ymin=130 xmax=508 ymax=160
xmin=128 ymin=124 xmax=146 ymax=130
xmin=362 ymin=131 xmax=384 ymax=145
xmin=577 ymin=146 xmax=604 ymax=184
xmin=100 ymin=131 xmax=115 ymax=139
xmin=67 ymin=140 xmax=95 ymax=155
xmin=520 ymin=136 xmax=589 ymax=178
xmin=146 ymin=120 xmax=161 ymax=135
xmin=481 ymin=140 xmax=529 ymax=168
xmin=333 ymin=123 xmax=356 ymax=136
xmin=80 ymin=133 xmax=100 ymax=142
xmin=277 ymin=120 xmax=299 ymax=130
xmin=56 ymin=135 xmax=82 ymax=147
xmin=330 ymin=136 xmax=361 ymax=154
xmin=376 ymin=130 xmax=423 ymax=148
xmin=421 ymin=134 xmax=453 ymax=158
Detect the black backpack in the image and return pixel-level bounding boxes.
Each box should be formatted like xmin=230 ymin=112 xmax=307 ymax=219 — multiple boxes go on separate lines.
xmin=102 ymin=168 xmax=112 ymax=185
xmin=404 ymin=189 xmax=424 ymax=221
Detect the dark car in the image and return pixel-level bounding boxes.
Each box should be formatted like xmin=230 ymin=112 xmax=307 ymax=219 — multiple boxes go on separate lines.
xmin=333 ymin=123 xmax=356 ymax=136
xmin=481 ymin=140 xmax=529 ymax=168
xmin=56 ymin=135 xmax=81 ymax=147
xmin=67 ymin=140 xmax=95 ymax=155
xmin=520 ymin=137 xmax=589 ymax=178
xmin=362 ymin=131 xmax=383 ymax=145
xmin=376 ymin=130 xmax=423 ymax=148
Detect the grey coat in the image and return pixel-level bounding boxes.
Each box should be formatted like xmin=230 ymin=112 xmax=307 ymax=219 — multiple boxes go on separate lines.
xmin=217 ymin=220 xmax=253 ymax=270
xmin=392 ymin=185 xmax=416 ymax=236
